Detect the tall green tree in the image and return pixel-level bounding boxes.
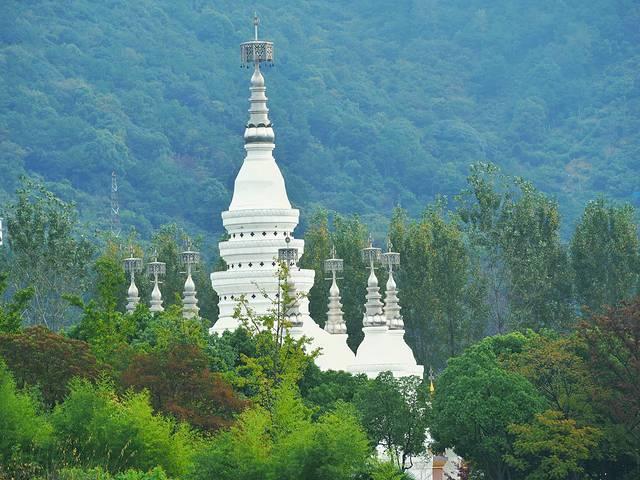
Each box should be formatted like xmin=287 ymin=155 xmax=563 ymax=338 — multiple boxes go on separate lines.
xmin=354 ymin=372 xmax=430 ymax=472
xmin=0 ymin=361 xmax=52 ymax=478
xmin=430 ymin=333 xmax=547 ymax=480
xmin=571 ymin=198 xmax=640 ymax=312
xmin=458 ymin=163 xmax=573 ymax=333
xmin=3 ymin=180 xmax=94 ymax=331
xmin=390 ymin=204 xmax=487 ymax=369
xmin=51 ymin=379 xmax=197 ymax=477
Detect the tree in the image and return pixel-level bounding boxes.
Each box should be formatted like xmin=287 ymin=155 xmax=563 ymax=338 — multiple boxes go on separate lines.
xmin=430 ymin=333 xmax=547 ymax=480
xmin=0 ymin=361 xmax=52 ymax=478
xmin=121 ymin=342 xmax=248 ymax=432
xmin=579 ymin=298 xmax=640 ymax=478
xmin=3 ymin=180 xmax=94 ymax=330
xmin=299 ymin=364 xmax=369 ymax=416
xmin=390 ymin=203 xmax=488 ymax=369
xmin=0 ymin=326 xmax=101 ymax=407
xmin=51 ymin=379 xmax=197 ymax=477
xmin=232 ymin=262 xmax=317 ymax=405
xmin=457 ymin=163 xmax=573 ymax=333
xmin=188 ymin=383 xmax=372 ymax=480
xmin=354 ymin=372 xmax=430 ymax=471
xmin=0 ymin=271 xmax=33 ymax=333
xmin=505 ymin=409 xmax=601 ymax=480
xmin=571 ymin=198 xmax=640 ymax=312
xmin=299 ymin=209 xmax=332 ymax=329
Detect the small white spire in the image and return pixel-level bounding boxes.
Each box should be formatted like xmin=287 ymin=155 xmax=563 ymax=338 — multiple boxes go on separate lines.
xmin=384 ymin=270 xmax=404 ymax=329
xmin=325 ymin=275 xmax=347 ymax=334
xmin=363 ymin=268 xmax=385 ymax=326
xmin=181 ymin=241 xmax=200 ymax=319
xmin=126 ymin=276 xmax=139 ymax=314
xmin=285 ymin=278 xmax=303 ymax=327
xmin=124 ymin=248 xmax=142 ymax=314
xmin=148 ymin=251 xmax=166 ymax=313
xmin=150 ymin=281 xmax=164 ymax=313
xmin=182 ymin=271 xmax=199 ymax=319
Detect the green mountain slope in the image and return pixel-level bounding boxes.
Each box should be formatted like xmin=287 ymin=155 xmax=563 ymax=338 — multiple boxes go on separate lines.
xmin=1 ymin=0 xmax=639 ymax=238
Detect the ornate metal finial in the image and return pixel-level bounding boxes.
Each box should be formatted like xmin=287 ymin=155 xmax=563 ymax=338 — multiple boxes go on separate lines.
xmin=147 ymin=249 xmax=166 ymax=313
xmin=180 ymin=239 xmax=200 ymax=319
xmin=124 ymin=247 xmax=143 ymax=314
xmin=278 ymin=245 xmax=299 ymax=266
xmin=240 ymin=14 xmax=274 ymax=67
xmin=324 ymin=244 xmax=344 ymax=279
xmin=362 ymin=235 xmax=382 ymax=271
xmin=381 ymin=238 xmax=400 ymax=274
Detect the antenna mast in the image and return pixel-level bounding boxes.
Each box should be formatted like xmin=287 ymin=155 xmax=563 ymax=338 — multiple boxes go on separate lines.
xmin=110 ymin=171 xmax=121 ymax=238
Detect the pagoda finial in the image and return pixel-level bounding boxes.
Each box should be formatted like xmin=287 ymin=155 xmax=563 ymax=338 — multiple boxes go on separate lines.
xmin=253 ymin=12 xmax=259 ymax=41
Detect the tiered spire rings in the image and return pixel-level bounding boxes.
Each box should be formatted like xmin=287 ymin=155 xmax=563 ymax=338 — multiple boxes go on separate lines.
xmin=362 ymin=236 xmax=385 ymax=326
xmin=324 ymin=245 xmax=347 ymax=334
xmin=382 ymin=240 xmax=404 ymax=329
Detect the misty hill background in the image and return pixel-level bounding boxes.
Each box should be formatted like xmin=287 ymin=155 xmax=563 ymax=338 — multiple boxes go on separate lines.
xmin=1 ymin=0 xmax=639 ymax=241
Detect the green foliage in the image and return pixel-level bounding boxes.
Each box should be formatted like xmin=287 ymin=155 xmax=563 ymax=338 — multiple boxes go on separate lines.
xmin=57 ymin=467 xmax=170 ymax=480
xmin=390 ymin=202 xmax=488 ymax=369
xmin=0 ymin=325 xmax=101 ymax=407
xmin=505 ymin=409 xmax=601 ymax=480
xmin=0 ymin=361 xmax=52 ymax=477
xmin=571 ymin=198 xmax=640 ymax=312
xmin=0 ymin=271 xmax=33 ymax=333
xmin=51 ymin=379 xmax=197 ymax=477
xmin=299 ymin=364 xmax=368 ymax=416
xmin=121 ymin=342 xmax=248 ymax=432
xmin=188 ymin=383 xmax=371 ymax=480
xmin=2 ymin=179 xmax=94 ymax=331
xmin=354 ymin=372 xmax=430 ymax=471
xmin=458 ymin=164 xmax=574 ymax=332
xmin=2 ymin=0 xmax=639 ymax=237
xmin=430 ymin=333 xmax=547 ymax=480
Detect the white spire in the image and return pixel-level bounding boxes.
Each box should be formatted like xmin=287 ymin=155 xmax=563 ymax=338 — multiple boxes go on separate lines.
xmin=325 ymin=275 xmax=347 ymax=334
xmin=182 ymin=272 xmax=199 ymax=319
xmin=362 ymin=237 xmax=385 ymax=327
xmin=384 ymin=271 xmax=404 ymax=329
xmin=126 ymin=276 xmax=139 ymax=314
xmin=124 ymin=250 xmax=142 ymax=314
xmin=363 ymin=268 xmax=385 ymax=326
xmin=181 ymin=242 xmax=200 ymax=319
xmin=148 ymin=251 xmax=166 ymax=313
xmin=285 ymin=277 xmax=303 ymax=327
xmin=150 ymin=281 xmax=164 ymax=313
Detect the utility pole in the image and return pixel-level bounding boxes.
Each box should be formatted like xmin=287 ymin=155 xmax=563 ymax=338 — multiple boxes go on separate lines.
xmin=110 ymin=171 xmax=121 ymax=237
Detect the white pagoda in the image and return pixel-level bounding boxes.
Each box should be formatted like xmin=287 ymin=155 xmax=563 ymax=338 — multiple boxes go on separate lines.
xmin=209 ymin=17 xmax=354 ymax=371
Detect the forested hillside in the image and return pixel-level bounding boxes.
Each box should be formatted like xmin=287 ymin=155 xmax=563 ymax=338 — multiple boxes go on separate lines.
xmin=1 ymin=0 xmax=639 ymax=238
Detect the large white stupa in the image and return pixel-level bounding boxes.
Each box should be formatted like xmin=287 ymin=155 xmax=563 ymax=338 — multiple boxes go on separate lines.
xmin=209 ymin=18 xmax=354 ymax=371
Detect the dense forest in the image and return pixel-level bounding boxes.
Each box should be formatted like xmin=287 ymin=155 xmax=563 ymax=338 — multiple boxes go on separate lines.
xmin=1 ymin=0 xmax=639 ymax=240
xmin=0 ymin=169 xmax=639 ymax=478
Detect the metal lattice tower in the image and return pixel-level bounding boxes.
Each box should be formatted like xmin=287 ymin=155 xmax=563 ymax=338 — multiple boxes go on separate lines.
xmin=110 ymin=171 xmax=121 ymax=238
